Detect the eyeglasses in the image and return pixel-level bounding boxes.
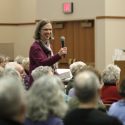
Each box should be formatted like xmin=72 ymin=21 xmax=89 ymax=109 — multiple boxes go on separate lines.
xmin=41 ymin=28 xmax=52 ymax=31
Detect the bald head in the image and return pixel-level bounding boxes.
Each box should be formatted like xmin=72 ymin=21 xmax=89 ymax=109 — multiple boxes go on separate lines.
xmin=74 ymin=71 xmax=100 ymax=103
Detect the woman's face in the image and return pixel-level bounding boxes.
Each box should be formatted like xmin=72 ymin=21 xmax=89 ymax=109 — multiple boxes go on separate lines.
xmin=40 ymin=23 xmax=52 ymax=41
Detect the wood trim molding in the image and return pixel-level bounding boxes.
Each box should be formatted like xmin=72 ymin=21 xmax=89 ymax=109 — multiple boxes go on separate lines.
xmin=96 ymin=16 xmax=125 ymax=19
xmin=0 ymin=22 xmax=36 ymax=26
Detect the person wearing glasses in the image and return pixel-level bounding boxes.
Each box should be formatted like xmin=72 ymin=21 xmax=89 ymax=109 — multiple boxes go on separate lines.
xmin=29 ymin=19 xmax=67 ymax=88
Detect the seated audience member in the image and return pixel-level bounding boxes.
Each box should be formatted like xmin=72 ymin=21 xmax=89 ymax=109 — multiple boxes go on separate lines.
xmin=31 ymin=66 xmax=53 ymax=81
xmin=5 ymin=62 xmax=26 ymax=81
xmin=25 ymin=75 xmax=68 ymax=125
xmin=22 ymin=57 xmax=30 ymax=75
xmin=66 ymin=61 xmax=87 ymax=96
xmin=0 ymin=66 xmax=4 ymax=77
xmin=108 ymin=79 xmax=125 ymax=125
xmin=31 ymin=66 xmax=70 ymax=102
xmin=101 ymin=64 xmax=121 ymax=104
xmin=0 ymin=76 xmax=27 ymax=125
xmin=0 ymin=54 xmax=6 ymax=68
xmin=64 ymin=71 xmax=122 ymax=125
xmin=14 ymin=55 xmax=24 ymax=65
xmin=3 ymin=68 xmax=21 ymax=80
xmin=68 ymin=66 xmax=106 ymax=112
xmin=5 ymin=56 xmax=11 ymax=63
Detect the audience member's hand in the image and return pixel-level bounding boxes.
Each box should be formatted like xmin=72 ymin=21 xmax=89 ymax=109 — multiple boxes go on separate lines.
xmin=58 ymin=47 xmax=67 ymax=56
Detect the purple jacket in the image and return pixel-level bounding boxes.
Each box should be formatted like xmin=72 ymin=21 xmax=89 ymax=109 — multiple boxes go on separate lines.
xmin=24 ymin=117 xmax=64 ymax=125
xmin=29 ymin=41 xmax=61 ymax=87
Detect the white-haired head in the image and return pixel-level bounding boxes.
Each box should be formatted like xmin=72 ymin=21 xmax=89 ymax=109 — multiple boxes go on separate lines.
xmin=69 ymin=61 xmax=86 ymax=77
xmin=0 ymin=76 xmax=26 ymax=122
xmin=31 ymin=66 xmax=53 ymax=81
xmin=22 ymin=57 xmax=29 ymax=72
xmin=102 ymin=64 xmax=121 ymax=84
xmin=5 ymin=62 xmax=25 ymax=79
xmin=3 ymin=68 xmax=21 ymax=80
xmin=26 ymin=75 xmax=68 ymax=121
xmin=14 ymin=55 xmax=24 ymax=65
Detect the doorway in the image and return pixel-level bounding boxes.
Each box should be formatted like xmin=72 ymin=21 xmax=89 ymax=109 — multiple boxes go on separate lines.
xmin=52 ymin=20 xmax=95 ymax=68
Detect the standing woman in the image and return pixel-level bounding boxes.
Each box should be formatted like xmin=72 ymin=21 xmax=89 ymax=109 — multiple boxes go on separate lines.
xmin=29 ymin=20 xmax=67 ymax=87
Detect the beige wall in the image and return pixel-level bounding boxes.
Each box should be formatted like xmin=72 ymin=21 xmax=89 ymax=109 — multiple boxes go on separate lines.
xmin=15 ymin=0 xmax=36 ymax=57
xmin=17 ymin=0 xmax=36 ymax=22
xmin=95 ymin=0 xmax=125 ymax=71
xmin=0 ymin=0 xmax=18 ymax=58
xmin=0 ymin=0 xmax=36 ymax=22
xmin=105 ymin=20 xmax=125 ymax=65
xmin=15 ymin=25 xmax=35 ymax=57
xmin=0 ymin=0 xmax=18 ymax=22
xmin=105 ymin=0 xmax=125 ymax=16
xmin=36 ymin=0 xmax=105 ymax=21
xmin=95 ymin=20 xmax=106 ymax=71
xmin=0 ymin=26 xmax=18 ymax=58
xmin=0 ymin=0 xmax=36 ymax=59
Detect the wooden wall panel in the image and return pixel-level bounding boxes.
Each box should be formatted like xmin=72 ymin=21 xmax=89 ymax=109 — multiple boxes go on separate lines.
xmin=74 ymin=22 xmax=80 ymax=60
xmin=52 ymin=20 xmax=95 ymax=68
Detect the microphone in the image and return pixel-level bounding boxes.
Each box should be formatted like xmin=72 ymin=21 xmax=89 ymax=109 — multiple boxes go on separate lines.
xmin=60 ymin=36 xmax=66 ymax=58
xmin=60 ymin=36 xmax=65 ymax=48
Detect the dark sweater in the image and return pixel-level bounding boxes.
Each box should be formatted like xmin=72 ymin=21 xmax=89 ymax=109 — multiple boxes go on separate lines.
xmin=0 ymin=119 xmax=23 ymax=125
xmin=64 ymin=108 xmax=123 ymax=125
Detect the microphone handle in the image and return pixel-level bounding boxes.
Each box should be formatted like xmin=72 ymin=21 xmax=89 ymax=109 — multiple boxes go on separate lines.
xmin=61 ymin=40 xmax=65 ymax=48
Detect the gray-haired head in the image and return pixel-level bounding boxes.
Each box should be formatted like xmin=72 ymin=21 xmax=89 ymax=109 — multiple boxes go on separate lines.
xmin=82 ymin=66 xmax=103 ymax=88
xmin=14 ymin=55 xmax=24 ymax=65
xmin=3 ymin=68 xmax=21 ymax=80
xmin=26 ymin=75 xmax=68 ymax=121
xmin=31 ymin=66 xmax=53 ymax=81
xmin=0 ymin=54 xmax=5 ymax=68
xmin=5 ymin=62 xmax=25 ymax=80
xmin=74 ymin=71 xmax=100 ymax=103
xmin=22 ymin=57 xmax=29 ymax=72
xmin=102 ymin=64 xmax=121 ymax=84
xmin=0 ymin=66 xmax=4 ymax=77
xmin=69 ymin=61 xmax=87 ymax=77
xmin=0 ymin=76 xmax=26 ymax=120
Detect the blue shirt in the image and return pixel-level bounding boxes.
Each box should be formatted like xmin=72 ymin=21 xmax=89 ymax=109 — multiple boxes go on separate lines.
xmin=108 ymin=99 xmax=125 ymax=125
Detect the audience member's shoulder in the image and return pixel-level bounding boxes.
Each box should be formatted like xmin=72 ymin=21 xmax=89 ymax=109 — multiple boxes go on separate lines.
xmin=48 ymin=116 xmax=64 ymax=125
xmin=91 ymin=109 xmax=123 ymax=125
xmin=64 ymin=108 xmax=90 ymax=122
xmin=108 ymin=116 xmax=123 ymax=125
xmin=64 ymin=108 xmax=122 ymax=125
